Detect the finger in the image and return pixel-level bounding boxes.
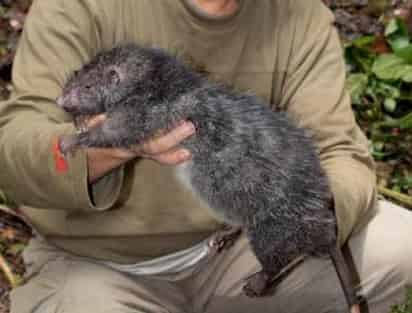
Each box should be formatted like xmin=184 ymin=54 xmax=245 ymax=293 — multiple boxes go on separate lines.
xmin=148 ymin=148 xmax=192 ymax=165
xmin=141 ymin=121 xmax=195 ymax=155
xmin=86 ymin=114 xmax=107 ymax=128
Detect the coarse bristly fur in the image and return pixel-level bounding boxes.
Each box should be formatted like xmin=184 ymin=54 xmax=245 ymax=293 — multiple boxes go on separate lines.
xmin=57 ymin=43 xmax=337 ymax=296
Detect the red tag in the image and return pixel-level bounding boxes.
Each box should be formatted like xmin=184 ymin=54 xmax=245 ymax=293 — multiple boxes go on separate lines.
xmin=52 ymin=138 xmax=69 ymax=173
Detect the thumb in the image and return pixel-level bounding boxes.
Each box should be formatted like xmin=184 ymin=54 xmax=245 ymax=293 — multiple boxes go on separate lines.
xmin=86 ymin=114 xmax=107 ymax=128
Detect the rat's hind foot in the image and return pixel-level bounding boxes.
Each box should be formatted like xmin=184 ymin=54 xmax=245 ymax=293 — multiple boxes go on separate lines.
xmin=243 ymin=255 xmax=306 ymax=298
xmin=210 ymin=225 xmax=242 ymax=253
xmin=243 ymin=271 xmax=272 ymax=297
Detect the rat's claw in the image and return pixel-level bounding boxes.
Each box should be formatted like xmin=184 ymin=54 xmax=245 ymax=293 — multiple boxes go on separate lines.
xmin=79 ymin=123 xmax=87 ymax=133
xmin=59 ymin=135 xmax=79 ymax=157
xmin=209 ymin=226 xmax=242 ymax=253
xmin=74 ymin=116 xmax=81 ymax=129
xmin=74 ymin=115 xmax=91 ymax=133
xmin=79 ymin=116 xmax=87 ymax=132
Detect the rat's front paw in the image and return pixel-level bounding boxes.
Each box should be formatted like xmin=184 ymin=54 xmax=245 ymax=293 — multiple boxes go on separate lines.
xmin=210 ymin=226 xmax=242 ymax=253
xmin=243 ymin=271 xmax=272 ymax=298
xmin=74 ymin=115 xmax=92 ymax=132
xmin=59 ymin=135 xmax=80 ymax=156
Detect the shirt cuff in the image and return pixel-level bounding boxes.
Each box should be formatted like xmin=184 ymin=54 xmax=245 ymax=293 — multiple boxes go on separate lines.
xmin=323 ymin=158 xmax=377 ymax=245
xmin=56 ymin=126 xmax=124 ymax=212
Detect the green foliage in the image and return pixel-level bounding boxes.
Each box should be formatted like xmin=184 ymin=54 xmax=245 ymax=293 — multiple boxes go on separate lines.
xmin=372 ymin=54 xmax=412 ymax=82
xmin=0 ymin=189 xmax=7 ymax=205
xmin=391 ymin=289 xmax=412 ymax=313
xmin=345 ymin=18 xmax=412 ymax=196
xmin=0 ymin=188 xmax=17 ymax=209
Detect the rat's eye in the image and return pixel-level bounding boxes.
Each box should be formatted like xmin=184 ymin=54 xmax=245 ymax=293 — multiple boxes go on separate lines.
xmin=108 ymin=68 xmax=121 ymax=84
xmin=85 ymin=85 xmax=91 ymax=90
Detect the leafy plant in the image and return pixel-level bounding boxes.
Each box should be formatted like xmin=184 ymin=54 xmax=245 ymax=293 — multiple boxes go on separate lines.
xmin=345 ymin=18 xmax=412 ymax=200
xmin=0 ymin=189 xmax=7 ymax=205
xmin=391 ymin=289 xmax=412 ymax=313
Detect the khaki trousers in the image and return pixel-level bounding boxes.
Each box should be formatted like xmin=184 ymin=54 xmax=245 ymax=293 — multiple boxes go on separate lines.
xmin=10 ymin=200 xmax=412 ymax=313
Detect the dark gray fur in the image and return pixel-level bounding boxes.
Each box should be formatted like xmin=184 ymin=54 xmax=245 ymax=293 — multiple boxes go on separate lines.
xmin=57 ymin=44 xmax=354 ymax=302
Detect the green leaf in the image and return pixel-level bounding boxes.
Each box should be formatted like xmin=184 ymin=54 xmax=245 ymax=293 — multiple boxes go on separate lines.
xmin=375 ymin=81 xmax=401 ymax=99
xmin=345 ymin=45 xmax=375 ymax=73
xmin=399 ymin=113 xmax=412 ymax=129
xmin=392 ymin=176 xmax=412 ymax=189
xmin=391 ymin=288 xmax=412 ymax=313
xmin=394 ymin=45 xmax=412 ymax=64
xmin=7 ymin=243 xmax=26 ymax=256
xmin=0 ymin=189 xmax=6 ymax=204
xmin=376 ymin=112 xmax=412 ymax=129
xmin=403 ymin=72 xmax=412 ymax=82
xmin=346 ymin=74 xmax=368 ymax=104
xmin=0 ymin=6 xmax=6 ymax=18
xmin=384 ymin=98 xmax=397 ymax=112
xmin=352 ymin=36 xmax=376 ymax=48
xmin=388 ymin=37 xmax=410 ymax=52
xmin=385 ymin=18 xmax=411 ymax=53
xmin=385 ymin=18 xmax=409 ymax=36
xmin=372 ymin=54 xmax=412 ymax=82
xmin=371 ymin=150 xmax=393 ymax=159
xmin=385 ymin=18 xmax=410 ymax=39
xmin=385 ymin=19 xmax=399 ymax=37
xmin=374 ymin=141 xmax=385 ymax=151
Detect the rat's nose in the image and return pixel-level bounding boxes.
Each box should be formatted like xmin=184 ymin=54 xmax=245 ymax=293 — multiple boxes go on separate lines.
xmin=56 ymin=96 xmax=64 ymax=108
xmin=56 ymin=94 xmax=79 ymax=113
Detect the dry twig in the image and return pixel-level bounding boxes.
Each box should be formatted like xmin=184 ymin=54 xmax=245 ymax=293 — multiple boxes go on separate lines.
xmin=0 ymin=253 xmax=18 ymax=289
xmin=378 ymin=186 xmax=412 ymax=208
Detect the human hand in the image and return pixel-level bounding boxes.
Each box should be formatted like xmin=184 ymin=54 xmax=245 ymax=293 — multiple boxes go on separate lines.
xmin=84 ymin=114 xmax=195 ymax=182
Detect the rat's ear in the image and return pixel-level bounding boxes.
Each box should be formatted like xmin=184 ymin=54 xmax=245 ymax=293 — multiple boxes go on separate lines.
xmin=107 ymin=66 xmax=124 ymax=84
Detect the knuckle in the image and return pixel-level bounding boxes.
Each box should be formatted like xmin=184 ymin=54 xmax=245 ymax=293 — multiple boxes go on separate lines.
xmin=173 ymin=123 xmax=194 ymax=142
xmin=156 ymin=150 xmax=186 ymax=165
xmin=153 ymin=154 xmax=174 ymax=165
xmin=170 ymin=132 xmax=183 ymax=145
xmin=142 ymin=140 xmax=158 ymax=154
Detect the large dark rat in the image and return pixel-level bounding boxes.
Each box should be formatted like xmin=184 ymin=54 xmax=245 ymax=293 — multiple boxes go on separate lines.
xmin=56 ymin=44 xmax=361 ymax=312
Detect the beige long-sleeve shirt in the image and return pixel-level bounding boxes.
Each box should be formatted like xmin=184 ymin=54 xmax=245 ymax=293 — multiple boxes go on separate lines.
xmin=0 ymin=0 xmax=377 ymax=263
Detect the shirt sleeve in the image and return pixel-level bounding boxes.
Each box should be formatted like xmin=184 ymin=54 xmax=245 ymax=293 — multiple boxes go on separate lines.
xmin=279 ymin=1 xmax=377 ymax=245
xmin=0 ymin=0 xmax=123 ymax=211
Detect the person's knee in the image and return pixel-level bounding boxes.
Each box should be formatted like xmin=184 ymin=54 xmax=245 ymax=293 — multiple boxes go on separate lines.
xmin=351 ymin=201 xmax=412 ymax=289
xmin=375 ymin=203 xmax=412 ymax=285
xmin=373 ymin=239 xmax=412 ymax=285
xmin=57 ymin=261 xmax=179 ymax=313
xmin=53 ymin=261 xmax=121 ymax=312
xmin=10 ymin=258 xmax=123 ymax=313
xmin=391 ymin=236 xmax=412 ymax=285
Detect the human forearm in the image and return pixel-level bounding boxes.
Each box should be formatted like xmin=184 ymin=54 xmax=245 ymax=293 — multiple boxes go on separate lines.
xmin=0 ymin=108 xmax=95 ymax=209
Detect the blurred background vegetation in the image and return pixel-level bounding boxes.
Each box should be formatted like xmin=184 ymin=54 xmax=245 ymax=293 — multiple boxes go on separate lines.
xmin=0 ymin=0 xmax=411 ymax=312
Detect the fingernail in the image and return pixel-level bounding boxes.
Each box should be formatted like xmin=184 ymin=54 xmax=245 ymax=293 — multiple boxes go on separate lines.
xmin=180 ymin=150 xmax=191 ymax=160
xmin=183 ymin=122 xmax=195 ymax=134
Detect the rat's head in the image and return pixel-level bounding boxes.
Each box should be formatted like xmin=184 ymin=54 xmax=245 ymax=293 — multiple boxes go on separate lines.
xmin=56 ymin=44 xmax=156 ymax=117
